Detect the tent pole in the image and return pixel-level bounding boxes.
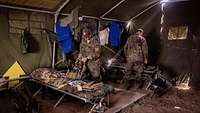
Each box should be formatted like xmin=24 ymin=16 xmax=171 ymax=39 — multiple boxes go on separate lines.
xmin=100 ymin=0 xmax=127 ymax=18
xmin=51 ymin=0 xmax=71 ymax=69
xmin=98 ymin=19 xmax=101 ymax=33
xmin=52 ymin=16 xmax=57 ymax=69
xmin=55 ymin=0 xmax=71 ymax=14
xmin=0 ymin=4 xmax=125 ymax=22
xmin=82 ymin=15 xmax=125 ymax=22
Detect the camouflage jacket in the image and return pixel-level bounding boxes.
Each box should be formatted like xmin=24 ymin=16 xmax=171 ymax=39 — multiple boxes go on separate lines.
xmin=124 ymin=35 xmax=148 ymax=63
xmin=80 ymin=35 xmax=100 ymax=59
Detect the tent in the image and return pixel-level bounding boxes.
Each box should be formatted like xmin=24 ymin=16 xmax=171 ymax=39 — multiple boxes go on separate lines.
xmin=0 ymin=0 xmax=200 ymax=88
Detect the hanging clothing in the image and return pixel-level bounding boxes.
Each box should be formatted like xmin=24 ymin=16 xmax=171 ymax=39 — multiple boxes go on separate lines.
xmin=99 ymin=28 xmax=109 ymax=45
xmin=20 ymin=28 xmax=30 ymax=54
xmin=71 ymin=7 xmax=79 ymax=29
xmin=56 ymin=20 xmax=73 ymax=53
xmin=60 ymin=16 xmax=72 ymax=27
xmin=109 ymin=22 xmax=123 ymax=47
xmin=70 ymin=7 xmax=80 ymax=42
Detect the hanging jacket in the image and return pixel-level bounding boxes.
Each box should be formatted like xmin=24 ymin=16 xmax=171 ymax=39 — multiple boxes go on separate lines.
xmin=109 ymin=22 xmax=123 ymax=47
xmin=21 ymin=28 xmax=30 ymax=54
xmin=56 ymin=19 xmax=73 ymax=53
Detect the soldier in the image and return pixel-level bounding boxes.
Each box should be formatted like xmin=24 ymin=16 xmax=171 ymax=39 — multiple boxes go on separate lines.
xmin=123 ymin=29 xmax=148 ymax=89
xmin=79 ymin=28 xmax=101 ymax=81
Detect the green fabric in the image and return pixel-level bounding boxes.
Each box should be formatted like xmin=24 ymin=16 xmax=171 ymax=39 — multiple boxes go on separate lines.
xmin=70 ymin=7 xmax=79 ymax=41
xmin=45 ymin=29 xmax=58 ymax=43
xmin=71 ymin=7 xmax=79 ymax=29
xmin=0 ymin=9 xmax=52 ymax=75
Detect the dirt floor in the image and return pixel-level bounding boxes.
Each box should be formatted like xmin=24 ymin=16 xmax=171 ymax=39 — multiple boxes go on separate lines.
xmin=1 ymin=86 xmax=200 ymax=113
xmin=38 ymin=89 xmax=148 ymax=113
xmin=38 ymin=87 xmax=200 ymax=113
xmin=39 ymin=95 xmax=90 ymax=113
xmin=122 ymin=88 xmax=200 ymax=113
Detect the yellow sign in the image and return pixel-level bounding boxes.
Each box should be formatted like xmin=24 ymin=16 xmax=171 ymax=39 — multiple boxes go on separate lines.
xmin=3 ymin=61 xmax=26 ymax=87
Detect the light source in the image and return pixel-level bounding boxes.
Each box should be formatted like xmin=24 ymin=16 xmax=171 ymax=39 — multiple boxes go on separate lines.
xmin=126 ymin=20 xmax=132 ymax=28
xmin=126 ymin=20 xmax=136 ymax=34
xmin=160 ymin=0 xmax=169 ymax=10
xmin=161 ymin=0 xmax=190 ymax=3
xmin=160 ymin=0 xmax=169 ymax=3
xmin=107 ymin=59 xmax=113 ymax=67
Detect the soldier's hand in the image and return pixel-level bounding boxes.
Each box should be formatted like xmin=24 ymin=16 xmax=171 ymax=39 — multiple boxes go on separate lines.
xmin=78 ymin=54 xmax=83 ymax=58
xmin=82 ymin=57 xmax=88 ymax=62
xmin=87 ymin=55 xmax=92 ymax=60
xmin=95 ymin=47 xmax=100 ymax=52
xmin=112 ymin=58 xmax=117 ymax=63
xmin=144 ymin=59 xmax=148 ymax=64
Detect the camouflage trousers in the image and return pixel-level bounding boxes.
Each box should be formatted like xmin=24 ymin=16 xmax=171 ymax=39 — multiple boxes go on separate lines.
xmin=124 ymin=62 xmax=144 ymax=81
xmin=87 ymin=59 xmax=101 ymax=80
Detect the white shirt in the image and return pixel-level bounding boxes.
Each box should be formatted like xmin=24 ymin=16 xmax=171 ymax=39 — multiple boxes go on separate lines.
xmin=99 ymin=28 xmax=109 ymax=45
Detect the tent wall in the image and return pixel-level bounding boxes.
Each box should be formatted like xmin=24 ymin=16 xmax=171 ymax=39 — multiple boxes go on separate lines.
xmin=158 ymin=1 xmax=200 ymax=88
xmin=0 ymin=8 xmax=54 ymax=75
xmin=0 ymin=1 xmax=199 ymax=88
xmin=130 ymin=1 xmax=200 ymax=88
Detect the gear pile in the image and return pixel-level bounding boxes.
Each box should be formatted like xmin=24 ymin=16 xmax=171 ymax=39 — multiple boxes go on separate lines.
xmin=31 ymin=68 xmax=113 ymax=101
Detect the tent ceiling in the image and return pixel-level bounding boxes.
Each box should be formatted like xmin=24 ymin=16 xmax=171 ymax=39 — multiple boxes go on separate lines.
xmin=0 ymin=0 xmax=65 ymax=11
xmin=61 ymin=0 xmax=122 ymax=18
xmin=0 ymin=0 xmax=161 ymax=21
xmin=105 ymin=0 xmax=158 ymax=21
xmin=0 ymin=0 xmax=166 ymax=21
xmin=61 ymin=0 xmax=160 ymax=21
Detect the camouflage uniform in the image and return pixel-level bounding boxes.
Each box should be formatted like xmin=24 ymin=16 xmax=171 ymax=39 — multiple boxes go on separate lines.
xmin=124 ymin=35 xmax=148 ymax=80
xmin=80 ymin=35 xmax=101 ymax=80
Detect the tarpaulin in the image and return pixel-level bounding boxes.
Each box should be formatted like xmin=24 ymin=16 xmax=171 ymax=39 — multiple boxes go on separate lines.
xmin=56 ymin=19 xmax=73 ymax=53
xmin=109 ymin=22 xmax=123 ymax=47
xmin=0 ymin=9 xmax=52 ymax=75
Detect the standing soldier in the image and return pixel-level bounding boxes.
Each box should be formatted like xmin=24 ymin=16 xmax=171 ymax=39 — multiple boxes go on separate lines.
xmin=79 ymin=28 xmax=101 ymax=81
xmin=123 ymin=29 xmax=148 ymax=89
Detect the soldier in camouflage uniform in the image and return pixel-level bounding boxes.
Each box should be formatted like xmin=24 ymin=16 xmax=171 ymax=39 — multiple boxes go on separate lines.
xmin=79 ymin=29 xmax=101 ymax=80
xmin=123 ymin=29 xmax=148 ymax=89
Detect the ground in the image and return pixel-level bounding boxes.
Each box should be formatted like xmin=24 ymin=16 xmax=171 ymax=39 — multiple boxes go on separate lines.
xmin=1 ymin=86 xmax=200 ymax=113
xmin=38 ymin=87 xmax=200 ymax=113
xmin=122 ymin=88 xmax=200 ymax=113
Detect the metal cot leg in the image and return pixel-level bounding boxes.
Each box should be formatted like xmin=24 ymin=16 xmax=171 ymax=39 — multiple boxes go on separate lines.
xmin=33 ymin=87 xmax=43 ymax=97
xmin=54 ymin=94 xmax=66 ymax=108
xmin=89 ymin=104 xmax=97 ymax=113
xmin=107 ymin=94 xmax=110 ymax=107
